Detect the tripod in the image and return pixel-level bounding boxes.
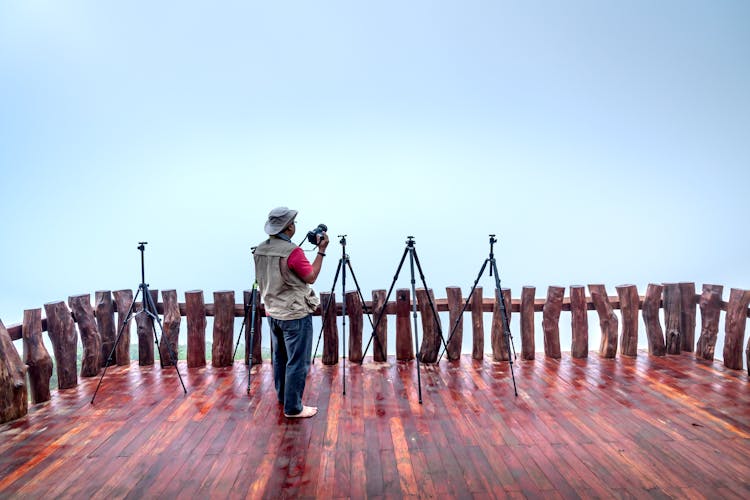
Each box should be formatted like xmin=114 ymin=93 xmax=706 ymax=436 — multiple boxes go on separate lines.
xmin=232 ymin=280 xmax=259 ymax=395
xmin=438 ymin=235 xmax=518 ymax=396
xmin=91 ymin=242 xmax=188 ymax=404
xmin=362 ymin=236 xmax=448 ymax=404
xmin=312 ymin=235 xmax=374 ymax=396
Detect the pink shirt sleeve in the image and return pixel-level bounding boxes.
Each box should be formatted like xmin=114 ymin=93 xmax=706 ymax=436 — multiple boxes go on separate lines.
xmin=287 ymin=247 xmax=313 ymax=279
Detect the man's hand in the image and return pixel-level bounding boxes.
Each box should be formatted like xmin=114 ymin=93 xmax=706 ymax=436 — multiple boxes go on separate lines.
xmin=317 ymin=232 xmax=330 ymax=252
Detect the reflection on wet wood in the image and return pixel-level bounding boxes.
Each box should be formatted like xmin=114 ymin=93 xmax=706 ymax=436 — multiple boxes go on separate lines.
xmin=1 ymin=353 xmax=749 ymax=498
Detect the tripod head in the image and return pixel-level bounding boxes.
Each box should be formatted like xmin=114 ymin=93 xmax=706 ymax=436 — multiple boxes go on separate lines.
xmin=138 ymin=241 xmax=148 ymax=251
xmin=406 ymin=236 xmax=415 ymax=247
xmin=338 ymin=234 xmax=347 ymax=246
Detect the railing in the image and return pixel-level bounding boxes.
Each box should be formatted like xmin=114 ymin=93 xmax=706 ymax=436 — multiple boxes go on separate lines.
xmin=1 ymin=282 xmax=749 ymax=424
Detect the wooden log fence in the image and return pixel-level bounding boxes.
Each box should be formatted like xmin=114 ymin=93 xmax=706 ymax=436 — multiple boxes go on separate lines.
xmin=94 ymin=291 xmax=116 ymax=367
xmin=395 ymin=289 xmax=413 ymax=361
xmin=663 ymin=283 xmax=682 ymax=355
xmin=569 ymin=285 xmax=588 ymax=359
xmin=643 ymin=284 xmax=666 ymax=356
xmin=372 ymin=290 xmax=388 ymax=362
xmin=590 ymin=284 xmax=618 ymax=359
xmin=346 ymin=291 xmax=364 ymax=363
xmin=161 ymin=290 xmax=180 ymax=367
xmin=43 ymin=301 xmax=78 ymax=390
xmin=135 ymin=289 xmax=157 ymax=366
xmin=616 ymin=285 xmax=639 ymax=357
xmin=470 ymin=287 xmax=484 ymax=360
xmin=112 ymin=290 xmax=133 ymax=366
xmin=185 ymin=290 xmax=207 ymax=368
xmin=212 ymin=291 xmax=235 ymax=368
xmin=520 ymin=286 xmax=536 ymax=360
xmin=0 ymin=318 xmax=27 ymax=422
xmin=542 ymin=286 xmax=564 ymax=359
xmin=416 ymin=288 xmax=441 ymax=364
xmin=22 ymin=309 xmax=52 ymax=404
xmin=697 ymin=285 xmax=723 ymax=361
xmin=68 ymin=294 xmax=101 ymax=376
xmin=2 ymin=282 xmax=750 ymax=423
xmin=445 ymin=287 xmax=463 ymax=361
xmin=491 ymin=288 xmax=512 ymax=362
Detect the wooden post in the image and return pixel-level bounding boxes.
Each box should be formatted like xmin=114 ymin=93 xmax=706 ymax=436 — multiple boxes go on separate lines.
xmin=243 ymin=290 xmax=262 ymax=366
xmin=161 ymin=290 xmax=180 ymax=366
xmin=589 ymin=284 xmax=618 ymax=359
xmin=642 ymin=284 xmax=666 ymax=356
xmin=321 ymin=292 xmax=339 ymax=365
xmin=22 ymin=309 xmax=52 ymax=404
xmin=445 ymin=287 xmax=463 ymax=361
xmin=542 ymin=286 xmax=564 ymax=359
xmin=416 ymin=288 xmax=441 ymax=364
xmin=679 ymin=282 xmax=696 ymax=353
xmin=346 ymin=291 xmax=363 ymax=363
xmin=395 ymin=289 xmax=414 ymax=361
xmin=570 ymin=285 xmax=588 ymax=358
xmin=113 ymin=289 xmax=134 ymax=366
xmin=616 ymin=284 xmax=639 ymax=357
xmin=212 ymin=291 xmax=235 ymax=367
xmin=471 ymin=286 xmax=484 ymax=360
xmin=185 ymin=290 xmax=207 ymax=368
xmin=696 ymin=284 xmax=723 ymax=360
xmin=0 ymin=319 xmax=27 ymax=423
xmin=491 ymin=288 xmax=512 ymax=361
xmin=135 ymin=289 xmax=158 ymax=366
xmin=68 ymin=294 xmax=102 ymax=376
xmin=722 ymin=288 xmax=750 ymax=370
xmin=95 ymin=291 xmax=116 ymax=367
xmin=520 ymin=286 xmax=535 ymax=361
xmin=44 ymin=301 xmax=79 ymax=389
xmin=371 ymin=290 xmax=387 ymax=362
xmin=662 ymin=283 xmax=682 ymax=355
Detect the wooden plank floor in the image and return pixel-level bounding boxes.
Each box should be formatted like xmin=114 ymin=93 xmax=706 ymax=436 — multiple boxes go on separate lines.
xmin=1 ymin=352 xmax=749 ymax=499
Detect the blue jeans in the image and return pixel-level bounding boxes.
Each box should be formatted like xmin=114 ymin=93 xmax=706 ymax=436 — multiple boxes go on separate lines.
xmin=268 ymin=315 xmax=313 ymax=415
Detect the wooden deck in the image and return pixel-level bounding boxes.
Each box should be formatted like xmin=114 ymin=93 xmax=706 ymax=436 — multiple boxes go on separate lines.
xmin=1 ymin=352 xmax=749 ymax=499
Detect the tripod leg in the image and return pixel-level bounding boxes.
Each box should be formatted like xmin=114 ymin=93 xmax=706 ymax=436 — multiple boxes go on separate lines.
xmin=313 ymin=258 xmax=343 ymax=363
xmin=233 ymin=302 xmax=250 ymax=361
xmin=145 ymin=287 xmax=188 ymax=394
xmin=342 ymin=256 xmax=347 ymax=396
xmin=408 ymin=248 xmax=423 ymax=404
xmin=491 ymin=259 xmax=518 ymax=396
xmin=411 ymin=249 xmax=449 ymax=357
xmin=91 ymin=287 xmax=141 ymax=404
xmin=438 ymin=258 xmax=490 ymax=363
xmin=363 ymin=247 xmax=409 ymax=362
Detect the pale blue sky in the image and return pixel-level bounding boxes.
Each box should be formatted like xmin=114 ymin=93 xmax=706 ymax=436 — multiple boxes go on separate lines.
xmin=1 ymin=2 xmax=748 ymax=353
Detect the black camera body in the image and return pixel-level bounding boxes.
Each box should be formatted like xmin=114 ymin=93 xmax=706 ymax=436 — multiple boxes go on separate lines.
xmin=306 ymin=224 xmax=328 ymax=245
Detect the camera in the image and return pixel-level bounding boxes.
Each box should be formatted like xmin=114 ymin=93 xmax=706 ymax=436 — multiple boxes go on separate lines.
xmin=306 ymin=223 xmax=328 ymax=245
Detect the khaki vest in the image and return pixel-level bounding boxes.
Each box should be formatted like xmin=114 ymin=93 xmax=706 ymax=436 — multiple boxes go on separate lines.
xmin=253 ymin=237 xmax=320 ymax=320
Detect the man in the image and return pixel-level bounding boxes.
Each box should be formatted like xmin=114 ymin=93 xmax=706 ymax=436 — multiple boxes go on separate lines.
xmin=253 ymin=207 xmax=329 ymax=418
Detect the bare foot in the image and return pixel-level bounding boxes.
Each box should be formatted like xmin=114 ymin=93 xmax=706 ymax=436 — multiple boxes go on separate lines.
xmin=284 ymin=405 xmax=318 ymax=418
